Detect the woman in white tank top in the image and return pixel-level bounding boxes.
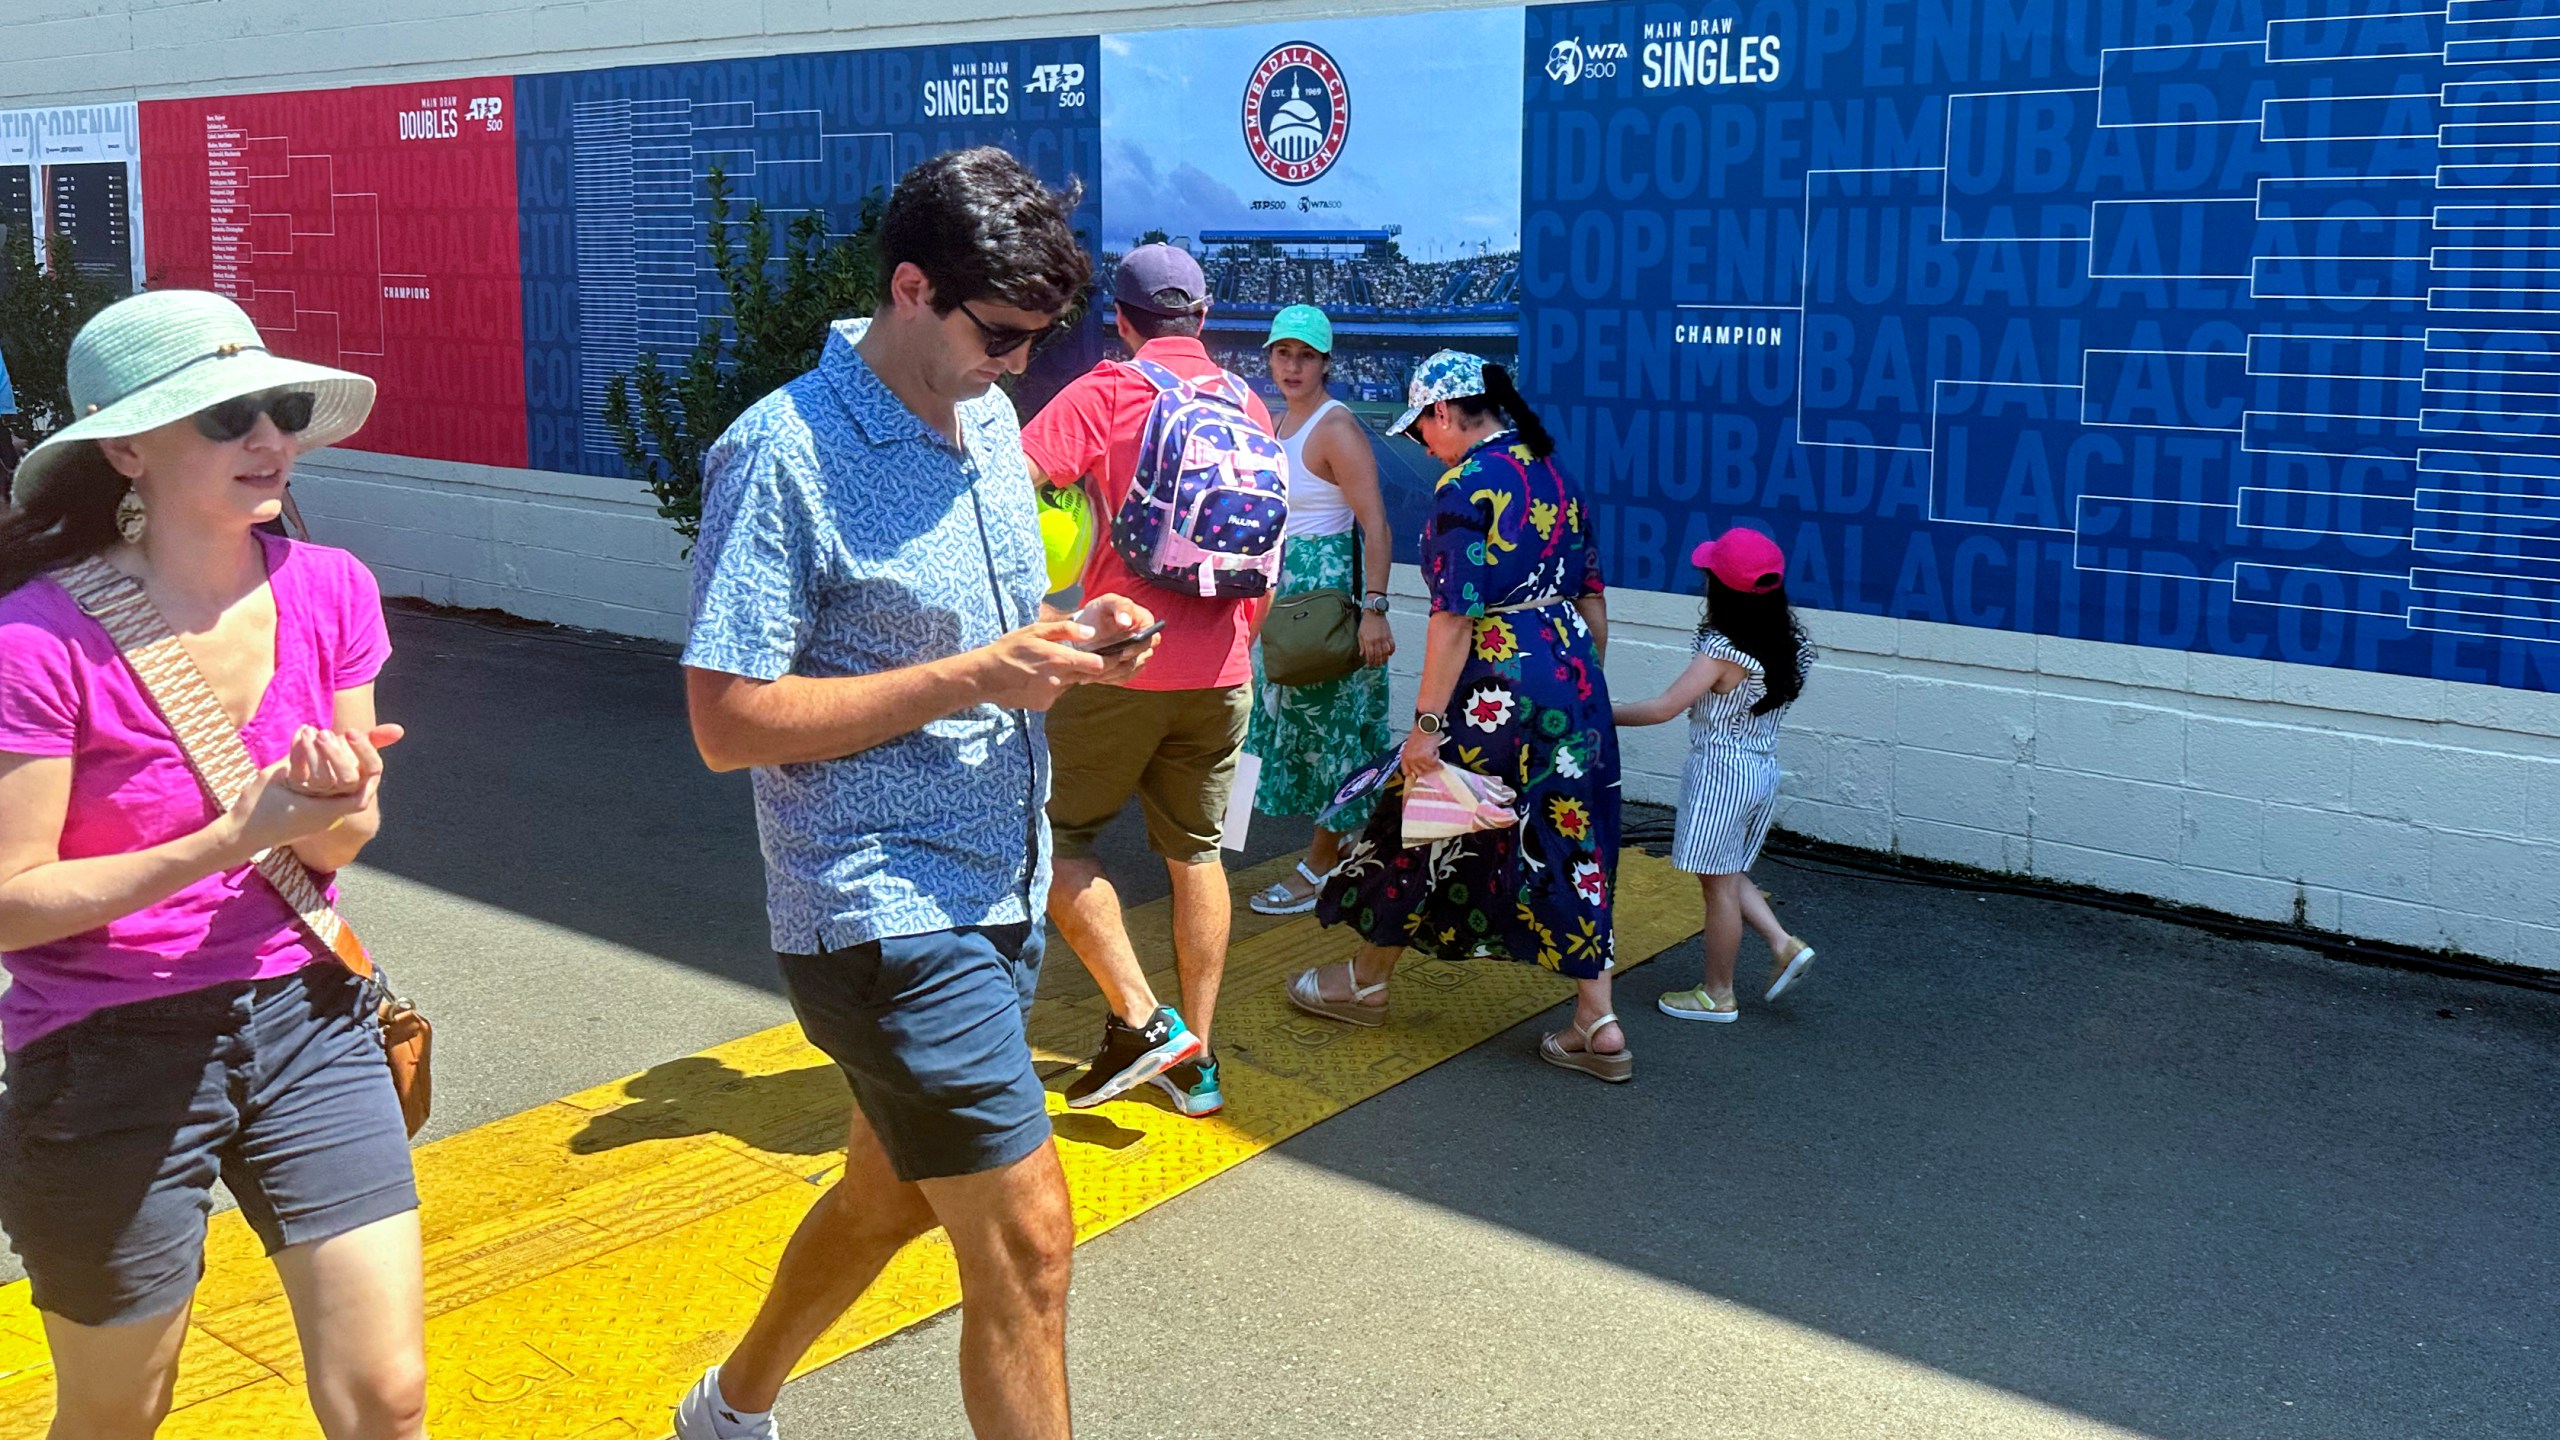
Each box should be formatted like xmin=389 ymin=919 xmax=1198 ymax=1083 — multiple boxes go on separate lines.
xmin=1246 ymin=306 xmax=1398 ymax=915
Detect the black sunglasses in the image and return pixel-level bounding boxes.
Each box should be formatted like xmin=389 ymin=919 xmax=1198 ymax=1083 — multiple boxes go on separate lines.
xmin=194 ymin=389 xmax=317 ymax=443
xmin=956 ymin=300 xmax=1070 ymax=359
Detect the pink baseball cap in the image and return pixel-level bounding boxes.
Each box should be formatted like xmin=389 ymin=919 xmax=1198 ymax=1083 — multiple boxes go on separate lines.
xmin=1693 ymin=528 xmax=1786 ymax=592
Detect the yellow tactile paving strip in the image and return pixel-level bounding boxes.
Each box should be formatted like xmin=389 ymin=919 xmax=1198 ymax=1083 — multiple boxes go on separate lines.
xmin=0 ymin=853 xmax=1702 ymax=1438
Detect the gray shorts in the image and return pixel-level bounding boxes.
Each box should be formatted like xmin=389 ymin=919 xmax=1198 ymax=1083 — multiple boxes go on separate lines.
xmin=0 ymin=965 xmax=420 ymax=1326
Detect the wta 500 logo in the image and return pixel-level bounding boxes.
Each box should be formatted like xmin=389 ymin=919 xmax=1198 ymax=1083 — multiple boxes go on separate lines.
xmin=1545 ymin=37 xmax=1630 ymax=86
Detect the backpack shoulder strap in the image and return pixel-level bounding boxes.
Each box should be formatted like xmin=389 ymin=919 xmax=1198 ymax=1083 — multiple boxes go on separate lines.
xmin=51 ymin=556 xmax=375 ymax=978
xmin=1127 ymin=358 xmax=1189 ymax=395
xmin=1181 ymin=366 xmax=1260 ymax=419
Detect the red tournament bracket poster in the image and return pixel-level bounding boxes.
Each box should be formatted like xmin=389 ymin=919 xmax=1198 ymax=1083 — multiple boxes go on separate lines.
xmin=140 ymin=80 xmax=529 ymax=468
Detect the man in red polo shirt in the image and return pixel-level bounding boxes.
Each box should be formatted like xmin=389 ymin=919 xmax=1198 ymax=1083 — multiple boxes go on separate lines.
xmin=1022 ymin=244 xmax=1272 ymax=1119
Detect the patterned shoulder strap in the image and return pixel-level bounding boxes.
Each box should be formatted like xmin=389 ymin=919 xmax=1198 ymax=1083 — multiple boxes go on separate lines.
xmin=52 ymin=557 xmax=374 ymax=979
xmin=1127 ymin=357 xmax=1253 ymax=416
xmin=1125 ymin=357 xmax=1187 ymax=394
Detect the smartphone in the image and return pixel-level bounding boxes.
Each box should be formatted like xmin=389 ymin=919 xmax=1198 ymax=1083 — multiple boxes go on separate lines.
xmin=1082 ymin=619 xmax=1168 ymax=657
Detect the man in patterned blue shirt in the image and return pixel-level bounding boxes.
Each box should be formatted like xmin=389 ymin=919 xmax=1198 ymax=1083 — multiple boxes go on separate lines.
xmin=673 ymin=149 xmax=1153 ymax=1440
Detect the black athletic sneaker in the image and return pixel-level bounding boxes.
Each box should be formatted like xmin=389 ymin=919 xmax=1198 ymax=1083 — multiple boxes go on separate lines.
xmin=1065 ymin=1007 xmax=1205 ymax=1109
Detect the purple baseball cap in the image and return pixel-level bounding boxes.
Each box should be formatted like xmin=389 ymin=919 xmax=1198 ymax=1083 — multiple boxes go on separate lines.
xmin=1113 ymin=243 xmax=1208 ymax=316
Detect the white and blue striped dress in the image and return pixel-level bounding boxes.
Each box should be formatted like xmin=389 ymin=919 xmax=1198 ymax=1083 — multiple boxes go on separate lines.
xmin=1671 ymin=629 xmax=1813 ymax=875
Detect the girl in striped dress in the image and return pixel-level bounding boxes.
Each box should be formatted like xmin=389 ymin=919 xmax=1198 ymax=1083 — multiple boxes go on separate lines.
xmin=1612 ymin=529 xmax=1818 ymax=1023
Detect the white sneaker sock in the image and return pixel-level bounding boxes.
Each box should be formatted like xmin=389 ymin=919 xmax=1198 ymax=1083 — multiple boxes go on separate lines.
xmin=703 ymin=1368 xmax=775 ymax=1439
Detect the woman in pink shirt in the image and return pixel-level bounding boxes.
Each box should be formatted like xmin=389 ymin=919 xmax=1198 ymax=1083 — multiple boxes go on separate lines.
xmin=0 ymin=292 xmax=424 ymax=1439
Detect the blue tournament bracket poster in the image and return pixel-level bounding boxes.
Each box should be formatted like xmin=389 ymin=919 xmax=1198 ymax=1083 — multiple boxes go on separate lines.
xmin=515 ymin=37 xmax=1105 ymax=476
xmin=1525 ymin=2 xmax=2560 ymax=691
xmin=1101 ymin=8 xmax=1527 ymax=544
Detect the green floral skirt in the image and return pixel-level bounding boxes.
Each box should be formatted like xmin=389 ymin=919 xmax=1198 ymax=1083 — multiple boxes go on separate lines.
xmin=1248 ymin=529 xmax=1391 ymax=832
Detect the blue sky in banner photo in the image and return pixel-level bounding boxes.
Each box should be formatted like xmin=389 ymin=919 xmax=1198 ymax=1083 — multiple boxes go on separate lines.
xmin=1100 ymin=9 xmax=1522 ymax=258
xmin=1100 ymin=9 xmax=1527 ymax=555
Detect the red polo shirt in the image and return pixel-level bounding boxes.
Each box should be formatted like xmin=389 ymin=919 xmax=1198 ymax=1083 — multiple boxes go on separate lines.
xmin=1020 ymin=337 xmax=1273 ymax=692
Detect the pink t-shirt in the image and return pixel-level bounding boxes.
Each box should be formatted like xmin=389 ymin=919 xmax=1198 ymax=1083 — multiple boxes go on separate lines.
xmin=0 ymin=536 xmax=391 ymax=1052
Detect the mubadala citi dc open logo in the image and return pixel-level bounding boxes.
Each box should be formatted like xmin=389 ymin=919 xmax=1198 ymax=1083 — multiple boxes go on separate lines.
xmin=1243 ymin=42 xmax=1348 ymax=186
xmin=1546 ymin=37 xmax=1629 ymax=86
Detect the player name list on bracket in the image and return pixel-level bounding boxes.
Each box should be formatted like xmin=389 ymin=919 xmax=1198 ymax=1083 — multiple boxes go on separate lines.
xmin=204 ymin=114 xmax=250 ymax=300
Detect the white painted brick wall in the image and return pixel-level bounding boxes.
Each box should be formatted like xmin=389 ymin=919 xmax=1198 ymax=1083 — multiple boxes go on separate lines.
xmin=9 ymin=0 xmax=2560 ymax=974
xmin=1721 ymin=578 xmax=2560 ymax=974
xmin=289 ymin=451 xmax=693 ymax=642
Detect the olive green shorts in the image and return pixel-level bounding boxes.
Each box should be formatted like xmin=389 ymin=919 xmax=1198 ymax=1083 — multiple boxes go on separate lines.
xmin=1045 ymin=683 xmax=1251 ymax=864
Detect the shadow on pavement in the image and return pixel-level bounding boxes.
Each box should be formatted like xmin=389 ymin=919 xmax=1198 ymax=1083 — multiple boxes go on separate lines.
xmin=373 ymin=605 xmax=2560 ymax=1439
xmin=365 ymin=607 xmax=781 ymax=991
xmin=567 ymin=1058 xmax=849 ymax=1156
xmin=1276 ymin=854 xmax=2560 ymax=1440
xmin=566 ymin=1054 xmax=1149 ymax=1160
xmin=365 ymin=606 xmax=1313 ymax=994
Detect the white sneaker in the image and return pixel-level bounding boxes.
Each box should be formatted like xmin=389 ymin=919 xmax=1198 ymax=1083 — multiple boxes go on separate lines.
xmin=674 ymin=1367 xmax=779 ymax=1440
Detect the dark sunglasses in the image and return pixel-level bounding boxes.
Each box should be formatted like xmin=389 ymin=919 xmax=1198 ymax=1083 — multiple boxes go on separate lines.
xmin=194 ymin=389 xmax=317 ymax=443
xmin=956 ymin=300 xmax=1070 ymax=359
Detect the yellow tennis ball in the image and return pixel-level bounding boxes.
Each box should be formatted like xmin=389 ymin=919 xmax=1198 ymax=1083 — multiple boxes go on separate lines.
xmin=1038 ymin=484 xmax=1095 ymax=595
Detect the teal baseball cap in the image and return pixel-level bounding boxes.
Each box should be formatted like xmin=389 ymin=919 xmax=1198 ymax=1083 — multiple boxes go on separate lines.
xmin=1264 ymin=304 xmax=1333 ymax=354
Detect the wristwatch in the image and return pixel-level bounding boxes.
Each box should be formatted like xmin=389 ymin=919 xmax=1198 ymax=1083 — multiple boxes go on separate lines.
xmin=1413 ymin=711 xmax=1446 ymax=736
xmin=1361 ymin=592 xmax=1391 ymax=616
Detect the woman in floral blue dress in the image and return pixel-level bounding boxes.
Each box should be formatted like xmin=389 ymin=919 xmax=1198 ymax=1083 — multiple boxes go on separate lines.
xmin=1285 ymin=351 xmax=1630 ymax=1082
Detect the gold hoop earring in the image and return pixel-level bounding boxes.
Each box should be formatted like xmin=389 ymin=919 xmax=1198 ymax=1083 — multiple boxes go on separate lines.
xmin=116 ymin=490 xmax=146 ymax=543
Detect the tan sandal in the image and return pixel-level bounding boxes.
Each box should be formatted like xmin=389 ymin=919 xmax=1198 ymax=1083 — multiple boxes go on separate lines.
xmin=1539 ymin=1011 xmax=1633 ymax=1083
xmin=1765 ymin=938 xmax=1817 ymax=1001
xmin=1658 ymin=986 xmax=1740 ymax=1023
xmin=1286 ymin=961 xmax=1389 ymax=1028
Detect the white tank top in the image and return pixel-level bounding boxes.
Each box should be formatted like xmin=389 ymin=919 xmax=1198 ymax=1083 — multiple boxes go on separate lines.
xmin=1279 ymin=399 xmax=1358 ymax=537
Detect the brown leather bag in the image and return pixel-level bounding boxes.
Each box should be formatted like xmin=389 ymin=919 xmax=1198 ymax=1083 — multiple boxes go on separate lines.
xmin=378 ymin=996 xmax=433 ymax=1136
xmin=55 ymin=557 xmax=434 ymax=1137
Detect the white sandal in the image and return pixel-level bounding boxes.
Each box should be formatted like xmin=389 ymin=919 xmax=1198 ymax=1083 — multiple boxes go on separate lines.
xmin=1285 ymin=961 xmax=1389 ymax=1027
xmin=1539 ymin=1011 xmax=1633 ymax=1083
xmin=1250 ymin=860 xmax=1332 ymax=916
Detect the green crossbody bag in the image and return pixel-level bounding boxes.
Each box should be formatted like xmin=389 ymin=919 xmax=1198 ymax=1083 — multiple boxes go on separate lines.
xmin=1261 ymin=586 xmax=1364 ymax=687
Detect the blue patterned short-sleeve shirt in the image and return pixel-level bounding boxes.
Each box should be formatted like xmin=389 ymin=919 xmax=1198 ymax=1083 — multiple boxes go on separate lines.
xmin=684 ymin=319 xmax=1051 ymax=954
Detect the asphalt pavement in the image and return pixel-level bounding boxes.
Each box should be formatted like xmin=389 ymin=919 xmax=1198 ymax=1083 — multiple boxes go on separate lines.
xmin=5 ymin=602 xmax=2556 ymax=1438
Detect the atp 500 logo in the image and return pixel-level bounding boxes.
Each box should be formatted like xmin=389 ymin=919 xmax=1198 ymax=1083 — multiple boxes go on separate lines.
xmin=1545 ymin=37 xmax=1630 ymax=86
xmin=1025 ymin=62 xmax=1087 ymax=108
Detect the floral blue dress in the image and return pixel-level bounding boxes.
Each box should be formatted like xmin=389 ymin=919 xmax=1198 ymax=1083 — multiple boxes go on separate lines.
xmin=1318 ymin=432 xmax=1621 ymax=978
